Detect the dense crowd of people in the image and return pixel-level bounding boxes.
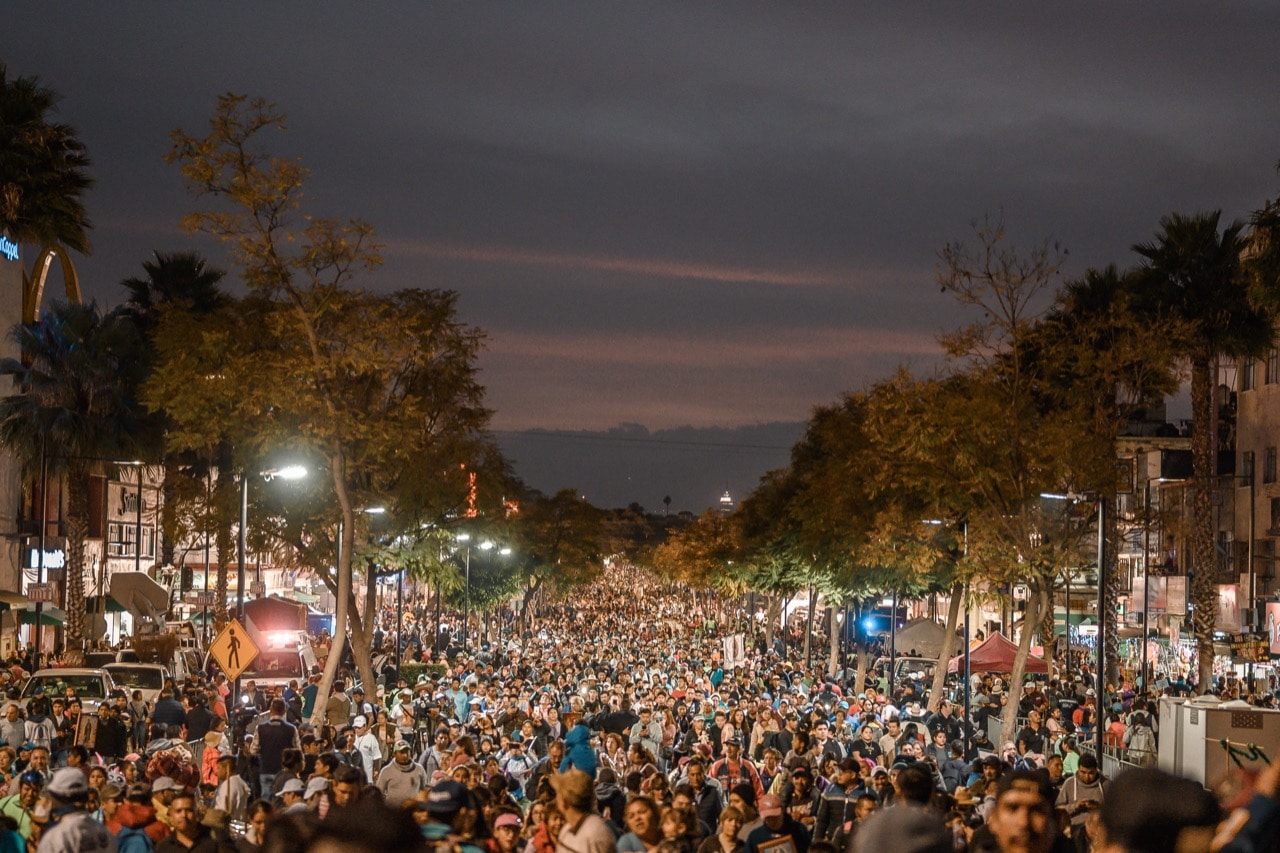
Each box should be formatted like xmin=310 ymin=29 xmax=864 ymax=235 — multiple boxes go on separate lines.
xmin=0 ymin=566 xmax=1278 ymax=851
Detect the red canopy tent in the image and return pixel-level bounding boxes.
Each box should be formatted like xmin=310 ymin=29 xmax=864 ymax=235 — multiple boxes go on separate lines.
xmin=948 ymin=632 xmax=1049 ymax=674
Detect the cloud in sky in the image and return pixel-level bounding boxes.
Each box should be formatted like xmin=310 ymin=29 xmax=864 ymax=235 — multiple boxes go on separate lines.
xmin=6 ymin=2 xmax=1280 ymax=500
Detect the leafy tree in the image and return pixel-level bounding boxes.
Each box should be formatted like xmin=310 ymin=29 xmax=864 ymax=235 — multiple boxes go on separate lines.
xmin=1131 ymin=212 xmax=1273 ymax=691
xmin=508 ymin=488 xmax=606 ymax=624
xmin=158 ymin=95 xmax=491 ymax=718
xmin=0 ymin=303 xmax=148 ymax=655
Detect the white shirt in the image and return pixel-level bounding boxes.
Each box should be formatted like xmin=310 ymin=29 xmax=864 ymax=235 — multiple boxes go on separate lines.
xmin=354 ymin=731 xmax=383 ymax=782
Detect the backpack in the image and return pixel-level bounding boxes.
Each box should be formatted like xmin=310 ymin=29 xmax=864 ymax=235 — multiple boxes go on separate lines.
xmin=116 ymin=826 xmax=155 ymax=853
xmin=1127 ymin=725 xmax=1155 ymax=762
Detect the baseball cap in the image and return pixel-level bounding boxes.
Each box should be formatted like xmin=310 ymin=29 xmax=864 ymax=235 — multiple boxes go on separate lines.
xmin=304 ymin=777 xmax=330 ymax=800
xmin=394 ymin=739 xmax=412 ymax=752
xmin=758 ymin=795 xmax=783 ymax=818
xmin=494 ymin=813 xmax=523 ymax=829
xmin=279 ymin=778 xmax=306 ymax=795
xmin=353 ymin=715 xmax=368 ymax=728
xmin=47 ymin=767 xmax=89 ymax=800
xmin=152 ymin=777 xmax=179 ymax=793
xmin=425 ymin=779 xmax=469 ymax=816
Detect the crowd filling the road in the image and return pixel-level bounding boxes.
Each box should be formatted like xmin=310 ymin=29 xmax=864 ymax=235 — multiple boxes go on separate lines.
xmin=0 ymin=566 xmax=1278 ymax=852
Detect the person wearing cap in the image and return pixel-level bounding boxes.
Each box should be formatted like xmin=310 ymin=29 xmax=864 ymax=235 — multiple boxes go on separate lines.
xmin=491 ymin=808 xmax=524 ymax=853
xmin=813 ymin=756 xmax=861 ymax=848
xmin=277 ymin=777 xmax=307 ymax=813
xmin=351 ymin=714 xmax=383 ymax=784
xmin=0 ymin=769 xmax=42 ymax=842
xmin=36 ymin=766 xmax=117 ymax=852
xmin=109 ymin=782 xmax=168 ymax=847
xmin=349 ymin=686 xmax=376 ymax=724
xmin=91 ymin=782 xmax=123 ymax=827
xmin=419 ymin=778 xmax=476 ymax=849
xmin=709 ymin=738 xmax=765 ymax=803
xmin=212 ymin=754 xmax=250 ymax=822
xmin=743 ymin=793 xmax=810 ymax=853
xmin=303 ymin=776 xmax=330 ymax=814
xmin=377 ymin=738 xmax=430 ymax=806
xmin=551 ymin=769 xmax=616 ymax=853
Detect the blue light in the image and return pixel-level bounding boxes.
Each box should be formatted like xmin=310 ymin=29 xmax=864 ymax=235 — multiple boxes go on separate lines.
xmin=862 ymin=617 xmax=877 ymax=633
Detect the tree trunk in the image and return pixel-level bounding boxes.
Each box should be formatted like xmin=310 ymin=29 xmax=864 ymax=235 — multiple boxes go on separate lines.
xmin=929 ymin=583 xmax=964 ymax=711
xmin=853 ymin=606 xmax=869 ymax=696
xmin=1189 ymin=360 xmax=1217 ymax=692
xmin=1103 ymin=506 xmax=1123 ymax=686
xmin=827 ymin=601 xmax=841 ymax=677
xmin=310 ymin=457 xmax=356 ymax=729
xmin=764 ymin=596 xmax=778 ymax=650
xmin=62 ymin=464 xmax=89 ymax=661
xmin=159 ymin=455 xmax=180 ymax=570
xmin=348 ymin=582 xmax=378 ymax=696
xmin=1000 ymin=582 xmax=1046 ymax=746
xmin=804 ymin=585 xmax=815 ymax=667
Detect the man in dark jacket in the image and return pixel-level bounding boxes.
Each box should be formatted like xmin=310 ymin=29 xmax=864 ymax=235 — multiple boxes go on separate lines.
xmin=254 ymin=699 xmax=299 ymax=798
xmin=184 ymin=694 xmax=217 ymax=742
xmin=149 ymin=689 xmax=187 ymax=731
xmin=93 ymin=703 xmax=130 ymax=762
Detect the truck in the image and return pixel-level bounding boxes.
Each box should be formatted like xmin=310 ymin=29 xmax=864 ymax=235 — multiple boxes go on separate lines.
xmin=207 ymin=596 xmax=318 ymax=689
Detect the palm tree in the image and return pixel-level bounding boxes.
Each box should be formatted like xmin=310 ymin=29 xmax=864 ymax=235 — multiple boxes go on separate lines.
xmin=0 ymin=65 xmax=93 ymax=323
xmin=1132 ymin=211 xmax=1276 ymax=692
xmin=119 ymin=251 xmax=229 ymax=578
xmin=0 ymin=302 xmax=148 ymax=657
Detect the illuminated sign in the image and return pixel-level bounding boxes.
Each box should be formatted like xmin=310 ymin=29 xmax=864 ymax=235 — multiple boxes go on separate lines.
xmin=0 ymin=236 xmax=17 ymax=262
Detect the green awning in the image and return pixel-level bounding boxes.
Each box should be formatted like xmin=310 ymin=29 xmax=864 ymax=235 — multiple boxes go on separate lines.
xmin=19 ymin=606 xmax=65 ymax=626
xmin=284 ymin=592 xmax=319 ymax=604
xmin=85 ymin=596 xmax=127 ymax=613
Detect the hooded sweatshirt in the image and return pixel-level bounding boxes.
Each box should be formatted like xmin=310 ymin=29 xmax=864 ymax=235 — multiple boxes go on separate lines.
xmin=110 ymin=800 xmax=170 ymax=845
xmin=375 ymin=757 xmax=429 ymax=807
xmin=559 ymin=723 xmax=598 ymax=778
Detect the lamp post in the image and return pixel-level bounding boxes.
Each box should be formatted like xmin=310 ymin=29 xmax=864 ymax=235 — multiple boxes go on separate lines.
xmin=457 ymin=533 xmax=471 ymax=652
xmin=235 ymin=464 xmax=307 ymax=702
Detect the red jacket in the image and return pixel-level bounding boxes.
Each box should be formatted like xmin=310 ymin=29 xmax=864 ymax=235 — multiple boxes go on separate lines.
xmin=109 ymin=800 xmax=170 ymax=844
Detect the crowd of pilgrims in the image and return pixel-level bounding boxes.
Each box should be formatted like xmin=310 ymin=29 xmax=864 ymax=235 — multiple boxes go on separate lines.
xmin=0 ymin=566 xmax=1277 ymax=851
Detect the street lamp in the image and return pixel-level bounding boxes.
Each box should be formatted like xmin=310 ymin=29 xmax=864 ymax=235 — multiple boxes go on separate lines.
xmin=457 ymin=534 xmax=472 ymax=652
xmin=1044 ymin=491 xmax=1107 ymax=761
xmin=237 ymin=465 xmax=309 ymax=621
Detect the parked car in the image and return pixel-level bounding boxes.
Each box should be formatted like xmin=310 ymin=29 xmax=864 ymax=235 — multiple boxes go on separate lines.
xmin=18 ymin=668 xmax=119 ymax=712
xmin=104 ymin=663 xmax=169 ymax=704
xmin=83 ymin=648 xmax=203 ymax=682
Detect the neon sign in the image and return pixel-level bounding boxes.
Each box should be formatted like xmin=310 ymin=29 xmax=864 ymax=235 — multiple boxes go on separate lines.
xmin=0 ymin=236 xmax=17 ymax=262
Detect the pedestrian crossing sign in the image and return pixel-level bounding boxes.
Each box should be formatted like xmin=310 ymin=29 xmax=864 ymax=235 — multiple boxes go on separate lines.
xmin=209 ymin=617 xmax=260 ymax=682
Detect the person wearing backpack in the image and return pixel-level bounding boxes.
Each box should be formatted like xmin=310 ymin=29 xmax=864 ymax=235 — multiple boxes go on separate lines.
xmin=1123 ymin=711 xmax=1156 ymax=767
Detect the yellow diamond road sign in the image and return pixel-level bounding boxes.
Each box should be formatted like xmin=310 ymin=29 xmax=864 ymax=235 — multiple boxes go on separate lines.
xmin=209 ymin=617 xmax=259 ymax=682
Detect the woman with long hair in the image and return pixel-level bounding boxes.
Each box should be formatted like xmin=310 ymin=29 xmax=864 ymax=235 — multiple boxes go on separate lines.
xmin=617 ymin=796 xmax=663 ymax=853
xmin=695 ymin=806 xmax=743 ymax=853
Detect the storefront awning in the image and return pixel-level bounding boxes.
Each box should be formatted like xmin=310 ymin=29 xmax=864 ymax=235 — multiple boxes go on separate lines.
xmin=0 ymin=591 xmax=28 ymax=611
xmin=85 ymin=595 xmax=127 ymax=613
xmin=284 ymin=592 xmax=319 ymax=605
xmin=19 ymin=606 xmax=65 ymax=626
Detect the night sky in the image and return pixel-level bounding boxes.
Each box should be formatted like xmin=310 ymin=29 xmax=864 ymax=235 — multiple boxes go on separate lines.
xmin=8 ymin=4 xmax=1280 ymax=509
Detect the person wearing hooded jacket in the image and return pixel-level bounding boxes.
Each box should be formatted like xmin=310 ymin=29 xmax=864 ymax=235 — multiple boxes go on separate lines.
xmin=108 ymin=784 xmax=169 ymax=847
xmin=558 ymin=721 xmax=598 ymax=779
xmin=375 ymin=739 xmax=429 ymax=807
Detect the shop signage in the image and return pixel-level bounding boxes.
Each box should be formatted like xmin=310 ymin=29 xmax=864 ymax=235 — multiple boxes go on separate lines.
xmin=0 ymin=235 xmax=18 ymax=262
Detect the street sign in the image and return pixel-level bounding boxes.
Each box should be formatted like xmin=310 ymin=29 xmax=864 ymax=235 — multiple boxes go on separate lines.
xmin=249 ymin=582 xmax=265 ymax=596
xmin=208 ymin=617 xmax=259 ymax=682
xmin=27 ymin=584 xmax=57 ymax=603
xmin=191 ymin=591 xmax=219 ymax=607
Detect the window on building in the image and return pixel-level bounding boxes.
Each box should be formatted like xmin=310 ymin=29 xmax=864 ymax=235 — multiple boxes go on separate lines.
xmin=106 ymin=521 xmax=154 ymax=559
xmin=1269 ymin=349 xmax=1279 ymax=384
xmin=1243 ymin=450 xmax=1256 ymax=485
xmin=1244 ymin=359 xmax=1256 ymax=390
xmin=1267 ymin=447 xmax=1278 ymax=485
xmin=1271 ymin=498 xmax=1280 ymax=532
